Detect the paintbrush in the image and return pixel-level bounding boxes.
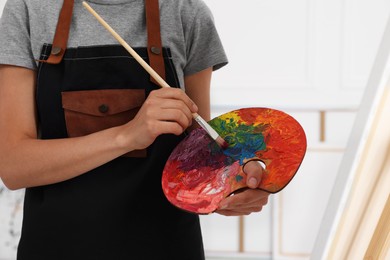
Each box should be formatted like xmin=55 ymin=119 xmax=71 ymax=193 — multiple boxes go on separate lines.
xmin=82 ymin=1 xmax=228 ymax=149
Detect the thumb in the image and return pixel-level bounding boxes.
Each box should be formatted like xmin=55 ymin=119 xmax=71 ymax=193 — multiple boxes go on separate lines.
xmin=243 ymin=160 xmax=265 ymax=189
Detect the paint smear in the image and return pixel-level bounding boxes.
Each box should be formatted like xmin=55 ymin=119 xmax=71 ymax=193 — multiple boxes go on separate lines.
xmin=162 ymin=108 xmax=307 ymax=214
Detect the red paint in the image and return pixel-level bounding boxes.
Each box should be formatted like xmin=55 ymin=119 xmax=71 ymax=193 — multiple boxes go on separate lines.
xmin=162 ymin=108 xmax=307 ymax=214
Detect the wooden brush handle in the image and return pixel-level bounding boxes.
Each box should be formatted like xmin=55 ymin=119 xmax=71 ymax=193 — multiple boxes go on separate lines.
xmin=83 ymin=2 xmax=226 ymax=146
xmin=83 ymin=2 xmax=169 ymax=89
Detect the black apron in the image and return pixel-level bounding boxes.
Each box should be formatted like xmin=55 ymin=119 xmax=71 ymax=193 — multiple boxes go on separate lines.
xmin=17 ymin=1 xmax=204 ymax=260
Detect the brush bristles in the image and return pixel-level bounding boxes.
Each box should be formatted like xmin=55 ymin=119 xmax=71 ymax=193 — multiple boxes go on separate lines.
xmin=215 ymin=136 xmax=229 ymax=149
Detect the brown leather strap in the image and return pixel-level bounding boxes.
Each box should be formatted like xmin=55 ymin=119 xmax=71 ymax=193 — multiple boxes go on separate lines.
xmin=42 ymin=0 xmax=166 ymax=83
xmin=145 ymin=0 xmax=166 ymax=83
xmin=42 ymin=0 xmax=74 ymax=64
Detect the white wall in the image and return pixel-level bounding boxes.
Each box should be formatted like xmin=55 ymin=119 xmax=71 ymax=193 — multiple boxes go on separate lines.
xmin=0 ymin=0 xmax=390 ymax=259
xmin=203 ymin=0 xmax=390 ymax=259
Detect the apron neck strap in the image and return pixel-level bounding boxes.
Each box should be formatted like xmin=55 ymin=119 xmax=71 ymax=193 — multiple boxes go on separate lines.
xmin=145 ymin=0 xmax=166 ymax=83
xmin=44 ymin=0 xmax=74 ymax=64
xmin=43 ymin=0 xmax=166 ymax=82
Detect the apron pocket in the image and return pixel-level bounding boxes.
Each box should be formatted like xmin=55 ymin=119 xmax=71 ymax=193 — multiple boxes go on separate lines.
xmin=61 ymin=89 xmax=147 ymax=157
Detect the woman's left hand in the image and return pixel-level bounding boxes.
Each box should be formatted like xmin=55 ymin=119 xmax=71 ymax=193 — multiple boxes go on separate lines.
xmin=215 ymin=160 xmax=270 ymax=216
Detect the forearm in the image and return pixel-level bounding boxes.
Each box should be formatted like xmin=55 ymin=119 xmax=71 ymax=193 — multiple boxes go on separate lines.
xmin=0 ymin=86 xmax=197 ymax=190
xmin=0 ymin=125 xmax=132 ymax=190
xmin=185 ymin=68 xmax=212 ymax=131
xmin=0 ymin=65 xmax=131 ymax=189
xmin=0 ymin=65 xmax=197 ymax=190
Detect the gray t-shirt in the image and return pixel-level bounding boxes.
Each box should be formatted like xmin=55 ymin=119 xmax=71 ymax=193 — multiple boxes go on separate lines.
xmin=0 ymin=0 xmax=228 ymax=88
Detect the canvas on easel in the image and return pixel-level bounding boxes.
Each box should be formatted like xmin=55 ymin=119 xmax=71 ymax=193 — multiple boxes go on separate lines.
xmin=312 ymin=13 xmax=390 ymax=260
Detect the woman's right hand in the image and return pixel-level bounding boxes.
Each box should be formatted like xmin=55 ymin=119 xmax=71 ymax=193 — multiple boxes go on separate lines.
xmin=0 ymin=66 xmax=197 ymax=189
xmin=120 ymin=87 xmax=198 ymax=151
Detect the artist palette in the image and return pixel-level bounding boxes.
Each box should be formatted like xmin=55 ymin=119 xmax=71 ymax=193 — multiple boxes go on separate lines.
xmin=162 ymin=108 xmax=307 ymax=214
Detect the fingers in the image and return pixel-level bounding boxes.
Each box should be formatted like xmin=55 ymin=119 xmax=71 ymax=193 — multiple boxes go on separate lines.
xmin=216 ymin=161 xmax=268 ymax=216
xmin=216 ymin=206 xmax=265 ymax=216
xmin=219 ymin=189 xmax=269 ymax=210
xmin=151 ymin=88 xmax=198 ymax=113
xmin=243 ymin=160 xmax=265 ymax=189
xmin=142 ymin=101 xmax=192 ymax=130
xmin=143 ymin=88 xmax=196 ymax=128
xmin=216 ymin=189 xmax=270 ymax=216
xmin=123 ymin=88 xmax=198 ymax=150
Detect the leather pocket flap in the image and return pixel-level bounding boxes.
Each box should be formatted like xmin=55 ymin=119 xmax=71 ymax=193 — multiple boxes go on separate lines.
xmin=62 ymin=89 xmax=145 ymax=116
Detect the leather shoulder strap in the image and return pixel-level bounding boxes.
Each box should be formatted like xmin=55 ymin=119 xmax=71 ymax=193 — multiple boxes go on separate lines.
xmin=42 ymin=0 xmax=166 ymax=84
xmin=145 ymin=0 xmax=166 ymax=82
xmin=42 ymin=0 xmax=74 ymax=64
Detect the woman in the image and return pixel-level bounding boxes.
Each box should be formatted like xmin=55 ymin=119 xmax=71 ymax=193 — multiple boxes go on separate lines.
xmin=0 ymin=0 xmax=269 ymax=259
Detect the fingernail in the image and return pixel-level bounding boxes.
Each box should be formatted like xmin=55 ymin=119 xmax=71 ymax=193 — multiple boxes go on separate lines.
xmin=192 ymin=103 xmax=198 ymax=111
xmin=248 ymin=177 xmax=258 ymax=188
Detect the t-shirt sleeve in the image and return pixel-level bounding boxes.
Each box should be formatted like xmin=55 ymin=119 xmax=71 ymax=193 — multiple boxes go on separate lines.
xmin=0 ymin=0 xmax=37 ymax=70
xmin=183 ymin=1 xmax=228 ymax=76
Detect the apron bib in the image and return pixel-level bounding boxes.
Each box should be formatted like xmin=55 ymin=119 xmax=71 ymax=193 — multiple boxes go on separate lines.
xmin=17 ymin=1 xmax=204 ymax=259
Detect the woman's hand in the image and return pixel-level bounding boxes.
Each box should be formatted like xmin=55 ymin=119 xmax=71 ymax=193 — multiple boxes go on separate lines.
xmin=216 ymin=161 xmax=270 ymax=216
xmin=0 ymin=66 xmax=196 ymax=189
xmin=184 ymin=67 xmax=270 ymax=216
xmin=121 ymin=87 xmax=198 ymax=150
